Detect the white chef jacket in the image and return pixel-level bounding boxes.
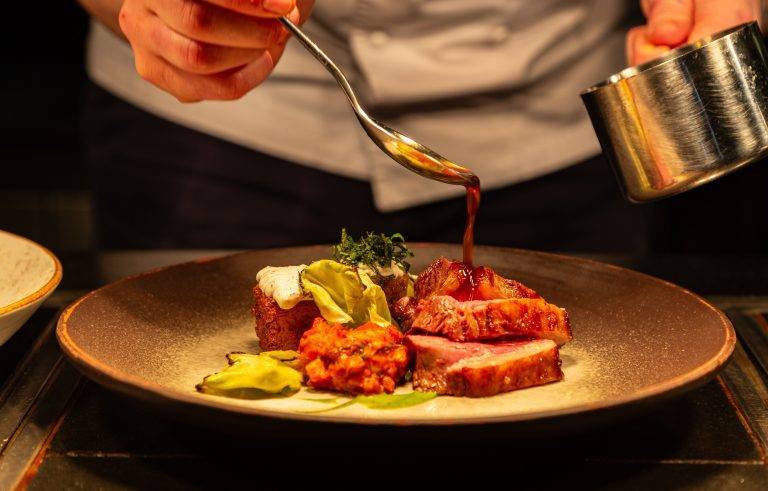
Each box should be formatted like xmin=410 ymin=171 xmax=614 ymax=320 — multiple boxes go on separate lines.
xmin=87 ymin=0 xmax=633 ymax=211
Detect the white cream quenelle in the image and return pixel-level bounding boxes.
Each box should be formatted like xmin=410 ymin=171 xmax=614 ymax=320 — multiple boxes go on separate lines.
xmin=256 ymin=265 xmax=310 ymax=310
xmin=356 ymin=260 xmax=407 ymax=280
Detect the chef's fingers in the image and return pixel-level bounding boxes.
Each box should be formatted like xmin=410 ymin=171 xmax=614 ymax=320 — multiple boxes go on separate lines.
xmin=274 ymin=1 xmax=313 ymax=44
xmin=136 ymin=12 xmax=266 ymax=74
xmin=641 ymin=0 xmax=694 ymax=46
xmin=266 ymin=38 xmax=288 ymax=66
xmin=134 ymin=49 xmax=275 ymax=101
xmin=688 ymin=0 xmax=756 ymax=44
xmin=200 ymin=0 xmax=295 ymax=17
xmin=147 ymin=0 xmax=286 ymax=49
xmin=626 ymin=25 xmax=672 ymax=66
xmin=296 ymin=0 xmax=314 ymax=24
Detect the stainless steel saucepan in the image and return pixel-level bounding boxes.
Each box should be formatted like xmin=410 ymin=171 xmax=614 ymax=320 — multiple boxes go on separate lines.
xmin=581 ymin=22 xmax=768 ymax=202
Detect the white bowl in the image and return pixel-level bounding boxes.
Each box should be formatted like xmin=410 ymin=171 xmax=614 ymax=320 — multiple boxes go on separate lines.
xmin=0 ymin=230 xmax=62 ymax=345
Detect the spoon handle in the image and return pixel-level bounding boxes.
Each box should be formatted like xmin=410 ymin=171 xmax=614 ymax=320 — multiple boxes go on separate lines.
xmin=278 ymin=17 xmax=476 ymax=189
xmin=279 ymin=18 xmax=362 ymax=111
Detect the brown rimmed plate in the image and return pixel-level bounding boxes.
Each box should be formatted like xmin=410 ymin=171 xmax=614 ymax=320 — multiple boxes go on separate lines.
xmin=56 ymin=245 xmax=735 ymax=427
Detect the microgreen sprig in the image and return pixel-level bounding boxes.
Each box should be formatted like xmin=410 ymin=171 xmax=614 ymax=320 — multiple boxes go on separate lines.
xmin=332 ymin=229 xmax=414 ymax=274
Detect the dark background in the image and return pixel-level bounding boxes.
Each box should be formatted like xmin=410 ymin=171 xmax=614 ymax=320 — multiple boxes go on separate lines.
xmin=1 ymin=3 xmax=91 ymax=252
xmin=2 ymin=2 xmax=767 ymax=256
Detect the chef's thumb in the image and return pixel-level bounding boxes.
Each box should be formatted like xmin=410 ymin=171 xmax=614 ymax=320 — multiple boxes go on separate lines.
xmin=644 ymin=0 xmax=694 ymax=46
xmin=687 ymin=0 xmax=756 ymax=44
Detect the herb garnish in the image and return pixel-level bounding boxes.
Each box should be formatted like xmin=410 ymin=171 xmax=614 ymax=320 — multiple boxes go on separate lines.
xmin=300 ymin=392 xmax=438 ymax=413
xmin=332 ymin=229 xmax=414 ymax=274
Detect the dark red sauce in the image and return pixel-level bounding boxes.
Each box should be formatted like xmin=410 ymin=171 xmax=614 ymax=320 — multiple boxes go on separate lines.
xmin=462 ymin=182 xmax=481 ymax=267
xmin=411 ymin=146 xmax=481 ymax=269
xmin=448 ymin=262 xmax=475 ymax=302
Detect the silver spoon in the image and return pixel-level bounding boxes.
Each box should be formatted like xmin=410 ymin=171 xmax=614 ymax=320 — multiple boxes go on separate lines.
xmin=279 ymin=17 xmax=478 ymax=187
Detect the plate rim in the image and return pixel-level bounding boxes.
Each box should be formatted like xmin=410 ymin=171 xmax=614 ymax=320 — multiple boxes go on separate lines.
xmin=56 ymin=245 xmax=736 ymax=426
xmin=0 ymin=229 xmax=63 ymax=317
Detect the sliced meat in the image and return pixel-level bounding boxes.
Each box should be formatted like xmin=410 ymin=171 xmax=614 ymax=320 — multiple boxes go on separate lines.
xmin=410 ymin=295 xmax=572 ymax=346
xmin=399 ymin=258 xmax=558 ymax=334
xmin=414 ymin=257 xmax=472 ymax=300
xmin=414 ymin=257 xmax=540 ymax=301
xmin=472 ymin=266 xmax=540 ymax=300
xmin=447 ymin=340 xmax=563 ymax=397
xmin=381 ymin=275 xmax=411 ymax=305
xmin=392 ymin=296 xmax=417 ymax=331
xmin=406 ymin=335 xmax=494 ymax=393
xmin=252 ymin=286 xmax=320 ymax=351
xmin=407 ymin=335 xmax=562 ymax=397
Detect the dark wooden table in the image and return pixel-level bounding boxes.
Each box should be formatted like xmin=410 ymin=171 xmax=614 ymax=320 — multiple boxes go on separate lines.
xmin=2 ymin=251 xmax=768 ymax=489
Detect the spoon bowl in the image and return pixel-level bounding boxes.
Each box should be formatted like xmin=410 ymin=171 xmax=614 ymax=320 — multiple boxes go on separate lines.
xmin=280 ymin=18 xmax=477 ymax=188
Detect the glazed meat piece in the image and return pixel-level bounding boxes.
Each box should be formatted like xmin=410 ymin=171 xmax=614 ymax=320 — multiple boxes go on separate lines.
xmin=252 ymin=286 xmax=320 ymax=351
xmin=392 ymin=296 xmax=417 ymax=331
xmin=472 ymin=266 xmax=540 ymax=300
xmin=380 ymin=274 xmax=411 ymax=305
xmin=413 ymin=258 xmax=540 ymax=301
xmin=411 ymin=295 xmax=572 ymax=346
xmin=299 ymin=318 xmax=409 ymax=395
xmin=408 ymin=335 xmax=562 ymax=396
xmin=400 ymin=258 xmax=568 ymax=342
xmin=414 ymin=257 xmax=472 ymax=300
xmin=406 ymin=258 xmax=569 ymax=397
xmin=407 ymin=335 xmax=562 ymax=397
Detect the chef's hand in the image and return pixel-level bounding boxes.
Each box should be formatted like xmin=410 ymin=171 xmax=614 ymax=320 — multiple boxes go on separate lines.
xmin=627 ymin=0 xmax=757 ymax=66
xmin=119 ymin=0 xmax=314 ymax=102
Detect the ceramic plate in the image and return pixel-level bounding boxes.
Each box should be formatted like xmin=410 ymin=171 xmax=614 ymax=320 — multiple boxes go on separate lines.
xmin=56 ymin=245 xmax=734 ymax=426
xmin=0 ymin=230 xmax=62 ymax=345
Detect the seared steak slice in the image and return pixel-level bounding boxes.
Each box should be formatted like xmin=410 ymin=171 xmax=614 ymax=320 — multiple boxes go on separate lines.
xmin=407 ymin=335 xmax=562 ymax=397
xmin=252 ymin=286 xmax=320 ymax=351
xmin=399 ymin=258 xmax=559 ymax=332
xmin=472 ymin=266 xmax=540 ymax=300
xmin=448 ymin=340 xmax=562 ymax=397
xmin=392 ymin=296 xmax=418 ymax=331
xmin=381 ymin=275 xmax=411 ymax=305
xmin=414 ymin=257 xmax=541 ymax=301
xmin=411 ymin=295 xmax=572 ymax=346
xmin=414 ymin=257 xmax=472 ymax=300
xmin=405 ymin=259 xmax=569 ymax=396
xmin=407 ymin=335 xmax=494 ymax=393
